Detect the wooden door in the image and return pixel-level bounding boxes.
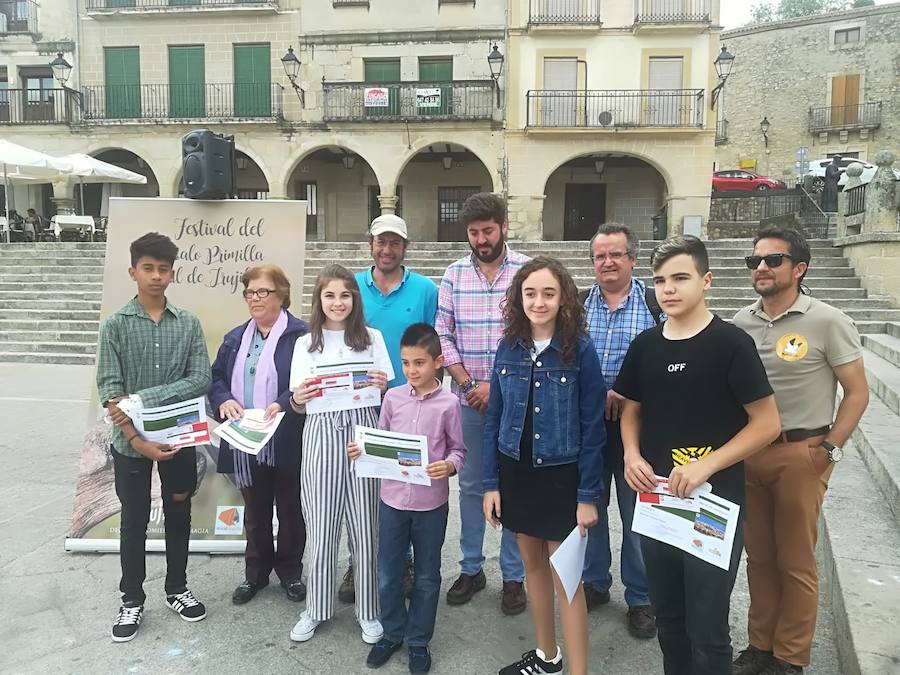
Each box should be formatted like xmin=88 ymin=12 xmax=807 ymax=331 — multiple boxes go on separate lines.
xmin=564 ymin=183 xmax=606 ymax=241
xmin=831 ymin=74 xmax=860 ymax=126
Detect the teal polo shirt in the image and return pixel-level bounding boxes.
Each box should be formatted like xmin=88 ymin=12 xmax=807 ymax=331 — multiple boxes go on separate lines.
xmin=356 ymin=266 xmax=439 ymax=388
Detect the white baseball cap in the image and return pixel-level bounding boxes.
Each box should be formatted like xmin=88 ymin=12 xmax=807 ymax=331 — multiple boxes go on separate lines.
xmin=369 ymin=214 xmax=408 ymax=240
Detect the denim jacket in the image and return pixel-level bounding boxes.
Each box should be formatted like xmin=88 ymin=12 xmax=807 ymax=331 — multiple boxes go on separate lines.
xmin=482 ymin=332 xmax=607 ymax=503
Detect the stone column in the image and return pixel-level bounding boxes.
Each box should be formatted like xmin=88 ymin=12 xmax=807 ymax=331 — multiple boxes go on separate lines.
xmin=863 ymin=150 xmax=898 ymax=234
xmin=506 ymin=194 xmax=543 ymax=240
xmin=377 ymin=194 xmax=399 ymax=215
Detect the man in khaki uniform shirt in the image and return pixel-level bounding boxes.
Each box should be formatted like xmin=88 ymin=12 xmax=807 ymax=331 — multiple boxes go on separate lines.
xmin=732 ymin=226 xmax=869 ymax=675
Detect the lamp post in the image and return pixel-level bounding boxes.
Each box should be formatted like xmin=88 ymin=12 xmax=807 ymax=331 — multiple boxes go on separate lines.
xmin=487 ymin=43 xmax=504 ymax=108
xmin=49 ymin=51 xmax=82 ymax=122
xmin=710 ymin=44 xmax=734 ymax=110
xmin=760 ymin=116 xmax=770 ymax=148
xmin=281 ymin=46 xmax=305 ymax=108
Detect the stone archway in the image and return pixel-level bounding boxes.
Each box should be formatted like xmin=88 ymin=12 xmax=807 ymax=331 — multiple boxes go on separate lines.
xmin=79 ymin=148 xmax=161 ymax=217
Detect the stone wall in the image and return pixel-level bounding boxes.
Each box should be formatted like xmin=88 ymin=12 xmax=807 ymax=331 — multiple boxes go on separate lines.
xmin=715 ymin=6 xmax=900 ymax=178
xmin=834 ymin=233 xmax=900 ymax=308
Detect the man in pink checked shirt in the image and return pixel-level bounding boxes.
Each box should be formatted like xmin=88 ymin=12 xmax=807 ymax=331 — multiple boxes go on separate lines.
xmin=348 ymin=323 xmax=465 ymax=674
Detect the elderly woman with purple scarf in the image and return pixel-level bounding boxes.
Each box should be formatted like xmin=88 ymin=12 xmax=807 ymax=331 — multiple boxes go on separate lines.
xmin=210 ymin=264 xmax=310 ymax=605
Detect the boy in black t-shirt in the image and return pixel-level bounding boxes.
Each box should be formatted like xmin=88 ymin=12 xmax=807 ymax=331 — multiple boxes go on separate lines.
xmin=615 ymin=236 xmax=780 ymax=675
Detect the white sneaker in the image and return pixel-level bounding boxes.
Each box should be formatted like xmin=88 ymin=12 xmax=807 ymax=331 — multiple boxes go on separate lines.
xmin=290 ymin=612 xmax=321 ymax=642
xmin=358 ymin=617 xmax=384 ymax=644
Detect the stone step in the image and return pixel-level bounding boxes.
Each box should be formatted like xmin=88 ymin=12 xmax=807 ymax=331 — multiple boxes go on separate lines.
xmin=1 ymin=308 xmax=101 ymax=320
xmin=0 ymin=265 xmax=104 ymax=274
xmin=0 ymin=242 xmax=105 ymax=251
xmin=886 ymin=322 xmax=900 ymax=340
xmin=0 ymin=273 xmax=104 ymax=283
xmin=0 ymin=330 xmax=96 ymax=343
xmin=0 ymin=340 xmax=96 ymax=354
xmin=0 ymin=350 xmax=96 ymax=365
xmin=0 ymin=319 xmax=100 ymax=331
xmin=0 ymin=299 xmax=102 ymax=311
xmin=861 ymin=348 xmax=900 ymax=419
xmin=861 ymin=334 xmax=900 ymax=370
xmin=820 ymin=440 xmax=900 ymax=674
xmin=0 ymin=282 xmax=103 ymax=293
xmin=0 ymin=290 xmax=103 ymax=301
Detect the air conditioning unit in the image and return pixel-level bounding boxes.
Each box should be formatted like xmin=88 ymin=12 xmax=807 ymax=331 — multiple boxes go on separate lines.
xmin=597 ymin=110 xmax=613 ymax=126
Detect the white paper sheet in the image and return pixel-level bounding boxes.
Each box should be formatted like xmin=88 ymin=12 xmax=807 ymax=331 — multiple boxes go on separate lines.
xmin=131 ymin=396 xmax=210 ymax=449
xmin=549 ymin=526 xmax=589 ymax=604
xmin=631 ymin=476 xmax=739 ymax=571
xmin=212 ymin=409 xmax=285 ymax=456
xmin=304 ymin=358 xmax=380 ymax=414
xmin=353 ymin=425 xmax=431 ymax=486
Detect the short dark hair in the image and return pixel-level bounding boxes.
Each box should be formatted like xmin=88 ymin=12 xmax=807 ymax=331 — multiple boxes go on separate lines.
xmin=651 ymin=235 xmax=709 ymax=275
xmin=130 ymin=232 xmax=178 ymax=267
xmin=754 ymin=225 xmax=812 ymax=290
xmin=590 ymin=223 xmax=640 ymax=259
xmin=459 ymin=192 xmax=506 ymax=228
xmin=400 ymin=323 xmax=442 ymax=359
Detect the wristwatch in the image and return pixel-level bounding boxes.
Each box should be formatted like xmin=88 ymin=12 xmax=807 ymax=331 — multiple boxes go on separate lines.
xmin=460 ymin=378 xmax=479 ymax=395
xmin=821 ymin=441 xmax=843 ymax=463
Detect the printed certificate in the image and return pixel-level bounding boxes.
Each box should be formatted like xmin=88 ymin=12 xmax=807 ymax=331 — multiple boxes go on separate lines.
xmin=305 ymin=358 xmax=379 ymax=414
xmin=212 ymin=409 xmax=285 ymax=456
xmin=631 ymin=477 xmax=740 ymax=571
xmin=131 ymin=396 xmax=210 ymax=449
xmin=353 ymin=425 xmax=431 ymax=486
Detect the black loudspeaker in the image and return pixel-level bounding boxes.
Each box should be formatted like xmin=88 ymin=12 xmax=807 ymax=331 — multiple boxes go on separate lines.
xmin=182 ymin=129 xmax=235 ymax=199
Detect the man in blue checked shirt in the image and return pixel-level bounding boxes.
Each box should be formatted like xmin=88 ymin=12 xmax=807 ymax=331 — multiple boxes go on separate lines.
xmin=578 ymin=223 xmax=662 ymax=640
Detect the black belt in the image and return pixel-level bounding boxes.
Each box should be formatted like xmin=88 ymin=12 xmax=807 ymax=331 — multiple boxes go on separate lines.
xmin=777 ymin=426 xmax=830 ymax=444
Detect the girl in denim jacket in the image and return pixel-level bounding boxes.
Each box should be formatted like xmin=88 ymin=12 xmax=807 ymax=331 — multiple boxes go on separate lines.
xmin=483 ymin=257 xmax=606 ymax=675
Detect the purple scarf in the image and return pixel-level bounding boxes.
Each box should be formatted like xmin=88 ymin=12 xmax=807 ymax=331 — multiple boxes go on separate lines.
xmin=229 ymin=309 xmax=288 ymax=488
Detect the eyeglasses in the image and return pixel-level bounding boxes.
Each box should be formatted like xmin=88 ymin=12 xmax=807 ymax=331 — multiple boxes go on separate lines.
xmin=242 ymin=288 xmax=276 ymax=300
xmin=590 ymin=251 xmax=630 ymax=263
xmin=744 ymin=253 xmax=794 ymax=270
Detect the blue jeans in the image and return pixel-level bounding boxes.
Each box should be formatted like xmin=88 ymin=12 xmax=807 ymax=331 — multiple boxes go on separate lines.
xmin=378 ymin=501 xmax=449 ymax=647
xmin=458 ymin=405 xmax=524 ymax=581
xmin=583 ymin=464 xmax=651 ymax=607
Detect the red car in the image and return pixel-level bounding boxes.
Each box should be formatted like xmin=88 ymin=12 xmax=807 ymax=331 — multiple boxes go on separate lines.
xmin=712 ymin=170 xmax=787 ymax=193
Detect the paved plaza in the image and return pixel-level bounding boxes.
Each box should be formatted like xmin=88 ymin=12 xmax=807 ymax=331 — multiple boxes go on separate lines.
xmin=0 ymin=363 xmax=841 ymax=674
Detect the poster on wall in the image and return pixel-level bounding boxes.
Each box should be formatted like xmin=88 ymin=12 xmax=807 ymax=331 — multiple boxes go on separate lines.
xmin=65 ymin=197 xmax=307 ymax=553
xmin=416 ymin=88 xmax=441 ymax=108
xmin=364 ymin=87 xmax=390 ymax=107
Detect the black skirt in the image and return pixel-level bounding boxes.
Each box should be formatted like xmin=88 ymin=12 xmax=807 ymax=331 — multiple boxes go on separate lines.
xmin=498 ymin=368 xmax=579 ymax=542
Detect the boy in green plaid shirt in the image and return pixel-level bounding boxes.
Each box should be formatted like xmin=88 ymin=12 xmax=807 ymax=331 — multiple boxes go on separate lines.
xmin=97 ymin=232 xmax=211 ymax=642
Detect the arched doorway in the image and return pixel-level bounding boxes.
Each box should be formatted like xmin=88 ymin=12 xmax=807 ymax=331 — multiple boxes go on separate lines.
xmin=286 ymin=147 xmax=378 ymax=241
xmin=542 ymin=154 xmax=667 ymax=241
xmin=395 ymin=143 xmax=494 ymax=241
xmin=80 ymin=149 xmax=160 ymax=217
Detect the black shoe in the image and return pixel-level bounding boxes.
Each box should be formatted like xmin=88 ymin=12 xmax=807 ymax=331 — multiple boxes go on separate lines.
xmin=111 ymin=602 xmax=143 ymax=642
xmin=232 ymin=580 xmax=265 ymax=605
xmin=626 ymin=604 xmax=657 ymax=639
xmin=338 ymin=566 xmax=355 ymax=604
xmin=366 ymin=638 xmax=402 ymax=668
xmin=498 ymin=647 xmax=563 ymax=675
xmin=281 ymin=578 xmax=307 ymax=602
xmin=165 ymin=589 xmax=207 ymax=622
xmin=583 ymin=584 xmax=611 ymax=612
xmin=408 ymin=646 xmax=432 ymax=674
xmin=760 ymin=660 xmax=803 ymax=675
xmin=446 ymin=569 xmax=486 ymax=605
xmin=402 ymin=560 xmax=415 ymax=599
xmin=733 ymin=645 xmax=775 ymax=675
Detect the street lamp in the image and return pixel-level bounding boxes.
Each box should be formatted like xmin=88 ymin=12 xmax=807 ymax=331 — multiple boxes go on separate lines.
xmin=487 ymin=43 xmax=504 ymax=108
xmin=50 ymin=52 xmax=73 ymax=87
xmin=760 ymin=116 xmax=770 ymax=148
xmin=281 ymin=46 xmax=305 ymax=108
xmin=710 ymin=44 xmax=734 ymax=110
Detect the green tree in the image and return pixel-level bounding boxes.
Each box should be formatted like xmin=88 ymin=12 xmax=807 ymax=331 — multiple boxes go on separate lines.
xmin=749 ymin=0 xmax=862 ymax=22
xmin=852 ymin=0 xmax=875 ymax=7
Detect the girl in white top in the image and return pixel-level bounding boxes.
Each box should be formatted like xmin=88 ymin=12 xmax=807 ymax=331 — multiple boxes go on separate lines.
xmin=288 ymin=264 xmax=393 ymax=645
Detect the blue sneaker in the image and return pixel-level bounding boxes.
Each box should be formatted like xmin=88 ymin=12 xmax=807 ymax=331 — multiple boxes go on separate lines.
xmin=366 ymin=638 xmax=402 ymax=668
xmin=408 ymin=646 xmax=432 ymax=674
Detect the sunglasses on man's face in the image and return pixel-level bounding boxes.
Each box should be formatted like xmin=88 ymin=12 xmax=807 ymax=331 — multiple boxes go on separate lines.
xmin=744 ymin=253 xmax=794 ymax=270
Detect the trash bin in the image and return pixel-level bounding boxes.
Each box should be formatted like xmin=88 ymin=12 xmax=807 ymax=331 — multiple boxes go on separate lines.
xmin=652 ymin=214 xmax=667 ymax=240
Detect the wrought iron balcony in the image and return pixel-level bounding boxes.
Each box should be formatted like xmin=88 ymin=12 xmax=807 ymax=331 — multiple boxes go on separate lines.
xmin=0 ymin=0 xmax=39 ymax=34
xmin=80 ymin=83 xmax=283 ymax=122
xmin=808 ymin=102 xmax=881 ymax=132
xmin=0 ymin=88 xmax=75 ymax=124
xmin=322 ymin=81 xmax=495 ymax=122
xmin=84 ymin=0 xmax=276 ymax=11
xmin=526 ymin=89 xmax=705 ymax=129
xmin=634 ymin=0 xmax=710 ymax=24
xmin=529 ymin=0 xmax=601 ymax=24
xmin=715 ymin=118 xmax=728 ymax=145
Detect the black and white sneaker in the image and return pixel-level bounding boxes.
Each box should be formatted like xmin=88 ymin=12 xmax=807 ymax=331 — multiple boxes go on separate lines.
xmin=165 ymin=589 xmax=207 ymax=622
xmin=498 ymin=647 xmax=563 ymax=675
xmin=112 ymin=603 xmax=143 ymax=642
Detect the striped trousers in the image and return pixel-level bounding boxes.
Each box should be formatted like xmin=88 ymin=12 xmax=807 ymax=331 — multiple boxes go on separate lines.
xmin=301 ymin=407 xmax=380 ymax=622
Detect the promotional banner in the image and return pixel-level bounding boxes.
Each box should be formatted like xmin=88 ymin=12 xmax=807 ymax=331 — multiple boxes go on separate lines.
xmin=65 ymin=197 xmax=306 ymax=553
xmin=364 ymin=87 xmax=389 ymax=107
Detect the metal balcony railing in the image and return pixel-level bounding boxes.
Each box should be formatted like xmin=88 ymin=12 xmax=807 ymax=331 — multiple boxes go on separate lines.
xmin=808 ymin=101 xmax=882 ymax=131
xmin=526 ymin=89 xmax=705 ymax=129
xmin=845 ymin=183 xmax=866 ymax=216
xmin=715 ymin=118 xmax=728 ymax=145
xmin=80 ymin=83 xmax=283 ymax=121
xmin=0 ymin=88 xmax=75 ymax=124
xmin=0 ymin=0 xmax=39 ymax=34
xmin=529 ymin=0 xmax=601 ymax=24
xmin=634 ymin=0 xmax=709 ymax=23
xmin=84 ymin=0 xmax=274 ymax=9
xmin=322 ymin=81 xmax=495 ymax=122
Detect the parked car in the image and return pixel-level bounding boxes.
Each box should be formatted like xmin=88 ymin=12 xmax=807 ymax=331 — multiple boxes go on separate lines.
xmin=806 ymin=157 xmax=900 ymax=192
xmin=712 ymin=170 xmax=788 ymax=193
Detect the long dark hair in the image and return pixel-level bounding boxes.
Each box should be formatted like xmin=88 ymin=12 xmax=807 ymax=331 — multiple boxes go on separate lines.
xmin=308 ymin=264 xmax=372 ymax=353
xmin=502 ymin=257 xmax=584 ymax=364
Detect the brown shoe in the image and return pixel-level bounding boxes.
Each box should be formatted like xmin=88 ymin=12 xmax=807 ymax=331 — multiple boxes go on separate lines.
xmin=626 ymin=604 xmax=657 ymax=639
xmin=402 ymin=560 xmax=415 ymax=598
xmin=445 ymin=569 xmax=486 ymax=605
xmin=584 ymin=584 xmax=611 ymax=612
xmin=501 ymin=580 xmax=527 ymax=616
xmin=338 ymin=566 xmax=355 ymax=604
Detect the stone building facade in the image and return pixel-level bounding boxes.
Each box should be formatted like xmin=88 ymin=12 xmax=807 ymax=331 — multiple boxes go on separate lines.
xmin=715 ymin=5 xmax=900 ymax=183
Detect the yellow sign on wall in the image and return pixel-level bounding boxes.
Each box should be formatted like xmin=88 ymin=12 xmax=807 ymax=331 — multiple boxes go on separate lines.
xmin=740 ymin=159 xmax=757 ymax=170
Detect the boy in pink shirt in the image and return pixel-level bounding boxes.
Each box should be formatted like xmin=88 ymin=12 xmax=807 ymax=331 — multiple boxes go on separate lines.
xmin=348 ymin=323 xmax=465 ymax=673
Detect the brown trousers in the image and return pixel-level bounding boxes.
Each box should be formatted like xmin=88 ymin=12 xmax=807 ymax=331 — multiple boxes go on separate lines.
xmin=744 ymin=435 xmax=833 ymax=666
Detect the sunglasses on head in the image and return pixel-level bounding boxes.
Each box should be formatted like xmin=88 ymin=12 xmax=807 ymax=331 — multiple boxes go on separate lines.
xmin=745 ymin=253 xmax=794 ymax=270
